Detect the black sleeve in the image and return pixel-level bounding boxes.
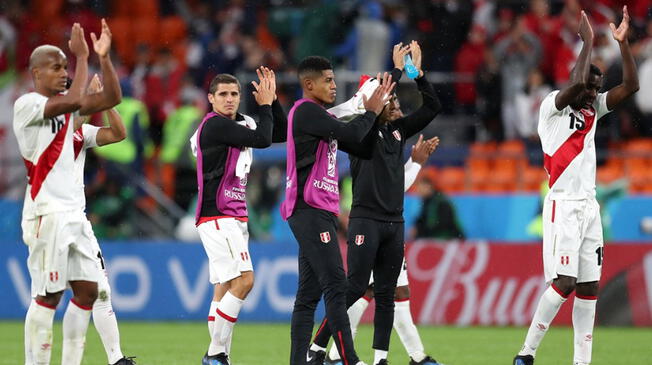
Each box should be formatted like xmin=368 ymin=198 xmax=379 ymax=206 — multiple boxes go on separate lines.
xmin=201 ymin=106 xmax=273 ymax=148
xmin=294 ymin=102 xmax=377 ymax=143
xmin=339 ymin=124 xmax=377 ymax=159
xmin=394 ymin=73 xmax=442 ymax=139
xmin=271 ymin=99 xmax=288 ymax=143
xmin=390 ymin=67 xmax=403 ymax=86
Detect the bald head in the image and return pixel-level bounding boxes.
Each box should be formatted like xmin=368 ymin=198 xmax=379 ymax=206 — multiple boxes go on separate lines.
xmin=29 ymin=45 xmax=66 ymax=70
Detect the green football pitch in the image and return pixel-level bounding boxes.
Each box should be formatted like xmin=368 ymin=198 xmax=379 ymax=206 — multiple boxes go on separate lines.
xmin=1 ymin=321 xmax=650 ymax=364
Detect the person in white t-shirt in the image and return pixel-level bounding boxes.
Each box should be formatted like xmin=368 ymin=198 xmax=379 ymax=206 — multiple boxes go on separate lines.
xmin=514 ymin=7 xmax=639 ymax=365
xmin=73 ymin=74 xmax=134 ymax=365
xmin=13 ymin=20 xmax=122 ymax=365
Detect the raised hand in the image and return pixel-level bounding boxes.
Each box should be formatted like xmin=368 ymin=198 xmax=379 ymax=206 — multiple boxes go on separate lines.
xmin=411 ymin=135 xmax=439 ymax=165
xmin=68 ymin=23 xmax=89 ymax=58
xmin=610 ymin=6 xmax=629 ymax=43
xmin=252 ymin=70 xmax=274 ymax=106
xmin=256 ymin=66 xmax=277 ymax=100
xmin=362 ymin=72 xmax=395 ymax=115
xmin=392 ymin=42 xmax=410 ymax=70
xmin=578 ymin=10 xmax=594 ymax=43
xmin=87 ymin=73 xmax=103 ymax=94
xmin=91 ymin=18 xmax=112 ymax=58
xmin=410 ymin=40 xmax=423 ymax=77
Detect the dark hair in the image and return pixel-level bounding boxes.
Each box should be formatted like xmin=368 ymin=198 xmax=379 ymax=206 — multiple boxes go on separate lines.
xmin=209 ymin=74 xmax=241 ymax=94
xmin=590 ymin=64 xmax=603 ymax=77
xmin=297 ymin=56 xmax=333 ymax=79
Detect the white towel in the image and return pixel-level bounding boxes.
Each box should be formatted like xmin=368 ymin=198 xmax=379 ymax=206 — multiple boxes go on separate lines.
xmin=190 ymin=114 xmax=257 ymax=179
xmin=328 ymin=77 xmax=380 ymax=120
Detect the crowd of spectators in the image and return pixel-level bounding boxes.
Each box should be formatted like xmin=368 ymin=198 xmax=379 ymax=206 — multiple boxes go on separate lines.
xmin=0 ymin=0 xmax=650 ymax=240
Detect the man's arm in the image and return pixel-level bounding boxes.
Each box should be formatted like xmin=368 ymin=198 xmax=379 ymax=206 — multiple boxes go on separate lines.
xmin=338 ymin=124 xmax=377 ymax=158
xmin=295 ymin=102 xmax=377 ymax=143
xmin=555 ymin=11 xmax=593 ymax=110
xmin=606 ymin=6 xmax=639 ymax=110
xmin=96 ymin=109 xmax=127 ymax=146
xmin=44 ymin=23 xmax=89 ymax=119
xmin=394 ymin=75 xmax=442 ymax=138
xmin=271 ymin=99 xmax=288 ymax=143
xmin=203 ymin=109 xmax=273 ymax=148
xmin=79 ymin=19 xmax=122 ymax=116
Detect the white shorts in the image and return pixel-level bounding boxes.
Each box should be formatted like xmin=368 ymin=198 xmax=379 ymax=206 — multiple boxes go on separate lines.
xmin=542 ymin=198 xmax=603 ymax=284
xmin=197 ymin=218 xmax=253 ymax=284
xmin=369 ymin=257 xmax=409 ymax=287
xmin=22 ymin=210 xmax=99 ymax=297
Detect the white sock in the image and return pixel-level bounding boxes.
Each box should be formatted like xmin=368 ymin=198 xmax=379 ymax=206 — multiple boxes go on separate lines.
xmin=93 ymin=294 xmax=124 ymax=364
xmin=62 ymin=299 xmax=92 ymax=365
xmin=328 ymin=296 xmax=371 ymax=361
xmin=208 ymin=291 xmax=243 ymax=356
xmin=393 ymin=300 xmax=426 ymax=362
xmin=373 ymin=349 xmax=388 ymax=364
xmin=518 ymin=285 xmax=567 ymax=357
xmin=208 ymin=301 xmax=219 ymax=337
xmin=25 ymin=299 xmax=56 ymax=365
xmin=310 ymin=343 xmax=326 ymax=353
xmin=573 ymin=297 xmax=597 ymax=364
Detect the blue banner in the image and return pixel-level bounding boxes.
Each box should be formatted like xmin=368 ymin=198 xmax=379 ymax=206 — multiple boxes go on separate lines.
xmin=0 ymin=240 xmax=307 ymax=321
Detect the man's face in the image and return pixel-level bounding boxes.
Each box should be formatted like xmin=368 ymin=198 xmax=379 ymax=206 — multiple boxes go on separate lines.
xmin=572 ymin=73 xmax=603 ymax=110
xmin=208 ymin=83 xmax=240 ymax=119
xmin=379 ymin=94 xmax=402 ymax=123
xmin=34 ymin=52 xmax=69 ymax=95
xmin=309 ymin=70 xmax=337 ymax=104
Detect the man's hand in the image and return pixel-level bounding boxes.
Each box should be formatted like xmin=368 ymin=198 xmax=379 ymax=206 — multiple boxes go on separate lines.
xmin=392 ymin=42 xmax=410 ymax=70
xmin=68 ymin=23 xmax=89 ymax=58
xmin=578 ymin=10 xmax=594 ymax=43
xmin=411 ymin=134 xmax=439 ymax=165
xmin=91 ymin=19 xmax=112 ymax=58
xmin=256 ymin=66 xmax=277 ymax=100
xmin=362 ymin=72 xmax=395 ymax=115
xmin=610 ymin=6 xmax=630 ymax=43
xmin=410 ymin=40 xmax=424 ymax=77
xmin=252 ymin=69 xmax=274 ymax=106
xmin=87 ymin=74 xmax=103 ymax=94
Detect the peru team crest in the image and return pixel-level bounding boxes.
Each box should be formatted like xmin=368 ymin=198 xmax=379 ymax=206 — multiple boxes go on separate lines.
xmin=320 ymin=231 xmax=331 ymax=243
xmin=392 ymin=130 xmax=401 ymax=141
xmin=354 ymin=235 xmax=365 ymax=245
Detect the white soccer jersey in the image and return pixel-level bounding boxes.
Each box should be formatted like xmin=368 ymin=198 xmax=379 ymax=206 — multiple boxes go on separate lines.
xmin=538 ymin=90 xmax=611 ymax=200
xmin=72 ymin=124 xmax=100 ymax=210
xmin=13 ymin=92 xmax=83 ymax=218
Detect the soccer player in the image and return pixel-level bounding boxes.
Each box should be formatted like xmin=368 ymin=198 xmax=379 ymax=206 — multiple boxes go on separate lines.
xmin=309 ymin=41 xmax=443 ymax=365
xmin=513 ymin=7 xmax=638 ymax=365
xmin=14 ymin=20 xmax=121 ymax=365
xmin=76 ymin=74 xmax=134 ymax=365
xmin=193 ymin=68 xmax=284 ymax=365
xmin=322 ymin=140 xmax=441 ymax=365
xmin=281 ymin=56 xmax=394 ymax=365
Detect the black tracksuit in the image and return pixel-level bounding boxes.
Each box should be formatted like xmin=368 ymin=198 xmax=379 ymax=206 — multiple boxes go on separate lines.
xmin=288 ymin=102 xmax=377 ymax=365
xmin=313 ymin=71 xmax=442 ymax=352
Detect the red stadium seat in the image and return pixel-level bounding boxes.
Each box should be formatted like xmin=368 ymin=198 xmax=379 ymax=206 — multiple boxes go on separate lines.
xmin=436 ymin=167 xmax=465 ymax=194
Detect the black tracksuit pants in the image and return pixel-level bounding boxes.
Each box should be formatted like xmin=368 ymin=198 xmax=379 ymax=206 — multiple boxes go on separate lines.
xmin=288 ymin=208 xmax=359 ymax=365
xmin=313 ymin=217 xmax=404 ymax=352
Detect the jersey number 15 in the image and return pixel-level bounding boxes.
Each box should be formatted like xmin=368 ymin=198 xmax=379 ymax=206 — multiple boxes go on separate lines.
xmin=569 ymin=114 xmax=585 ymax=131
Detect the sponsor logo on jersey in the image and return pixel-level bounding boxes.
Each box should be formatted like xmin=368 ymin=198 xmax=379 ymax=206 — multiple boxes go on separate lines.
xmin=320 ymin=231 xmax=331 ymax=243
xmin=355 ymin=234 xmax=365 ymax=245
xmin=393 ymin=130 xmax=401 ymax=141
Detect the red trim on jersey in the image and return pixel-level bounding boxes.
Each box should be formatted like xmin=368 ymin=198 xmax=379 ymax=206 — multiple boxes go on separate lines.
xmin=313 ymin=318 xmax=328 ymax=341
xmin=35 ymin=299 xmax=57 ymax=310
xmin=395 ymin=297 xmax=410 ymax=303
xmin=575 ymin=294 xmax=598 ymax=300
xmin=551 ymin=283 xmax=569 ymax=298
xmin=73 ymin=126 xmax=84 ymax=159
xmin=551 ymin=200 xmax=556 ymax=223
xmin=216 ymin=308 xmax=237 ymax=323
xmin=362 ymin=295 xmax=373 ymax=303
xmin=196 ymin=215 xmax=249 ymax=227
xmin=27 ymin=113 xmax=71 ymax=199
xmin=207 ymin=316 xmax=215 ymax=322
xmin=71 ymin=298 xmax=93 ymax=311
xmin=543 ymin=108 xmax=596 ymax=188
xmin=337 ymin=331 xmax=348 ymax=365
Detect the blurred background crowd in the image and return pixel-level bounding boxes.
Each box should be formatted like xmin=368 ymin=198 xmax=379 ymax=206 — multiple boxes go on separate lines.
xmin=0 ymin=0 xmax=650 ymax=242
